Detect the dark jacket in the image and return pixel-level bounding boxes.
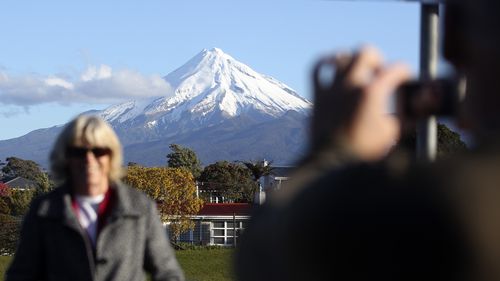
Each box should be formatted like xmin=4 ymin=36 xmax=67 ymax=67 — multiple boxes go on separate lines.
xmin=237 ymin=148 xmax=476 ymax=281
xmin=5 ymin=183 xmax=185 ymax=281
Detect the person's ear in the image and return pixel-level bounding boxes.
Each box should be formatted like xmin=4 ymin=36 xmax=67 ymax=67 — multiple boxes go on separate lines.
xmin=443 ymin=4 xmax=466 ymax=68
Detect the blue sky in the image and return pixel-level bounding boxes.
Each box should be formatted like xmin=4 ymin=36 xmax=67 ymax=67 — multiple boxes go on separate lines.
xmin=0 ymin=0 xmax=422 ymax=140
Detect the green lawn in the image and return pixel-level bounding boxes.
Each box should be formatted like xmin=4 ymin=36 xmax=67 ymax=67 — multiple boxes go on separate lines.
xmin=177 ymin=248 xmax=235 ymax=281
xmin=0 ymin=248 xmax=234 ymax=281
xmin=0 ymin=256 xmax=10 ymax=281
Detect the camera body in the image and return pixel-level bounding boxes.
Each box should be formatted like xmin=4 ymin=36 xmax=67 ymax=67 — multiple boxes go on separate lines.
xmin=397 ymin=78 xmax=461 ymax=119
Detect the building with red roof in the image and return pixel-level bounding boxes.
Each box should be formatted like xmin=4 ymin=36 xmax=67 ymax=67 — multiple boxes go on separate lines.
xmin=176 ymin=203 xmax=252 ymax=246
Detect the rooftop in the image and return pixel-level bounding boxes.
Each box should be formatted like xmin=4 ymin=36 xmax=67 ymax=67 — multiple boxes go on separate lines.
xmin=198 ymin=203 xmax=252 ymax=216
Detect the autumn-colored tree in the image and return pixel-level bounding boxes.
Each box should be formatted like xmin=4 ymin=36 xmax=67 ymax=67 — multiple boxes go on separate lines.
xmin=124 ymin=166 xmax=203 ymax=241
xmin=0 ymin=183 xmax=12 ymax=215
xmin=0 ymin=182 xmax=10 ymax=197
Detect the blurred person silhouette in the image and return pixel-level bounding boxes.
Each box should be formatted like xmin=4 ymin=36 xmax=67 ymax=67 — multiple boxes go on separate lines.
xmin=5 ymin=115 xmax=184 ymax=281
xmin=236 ymin=0 xmax=500 ymax=280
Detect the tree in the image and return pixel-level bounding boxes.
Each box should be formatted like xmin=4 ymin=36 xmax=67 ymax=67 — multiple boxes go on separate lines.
xmin=124 ymin=166 xmax=203 ymax=241
xmin=166 ymin=144 xmax=202 ymax=179
xmin=436 ymin=123 xmax=467 ymax=157
xmin=0 ymin=178 xmax=36 ymax=255
xmin=0 ymin=198 xmax=10 ymax=215
xmin=0 ymin=183 xmax=11 ymax=215
xmin=0 ymin=214 xmax=21 ymax=255
xmin=7 ymin=189 xmax=37 ymax=216
xmin=2 ymin=157 xmax=52 ymax=192
xmin=240 ymin=160 xmax=274 ymax=191
xmin=199 ymin=161 xmax=256 ymax=203
xmin=3 ymin=157 xmax=40 ymax=179
xmin=399 ymin=123 xmax=467 ymax=158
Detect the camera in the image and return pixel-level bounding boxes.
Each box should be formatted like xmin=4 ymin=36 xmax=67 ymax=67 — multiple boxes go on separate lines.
xmin=396 ymin=78 xmax=462 ymax=119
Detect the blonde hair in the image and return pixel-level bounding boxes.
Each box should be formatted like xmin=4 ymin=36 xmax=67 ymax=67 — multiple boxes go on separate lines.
xmin=50 ymin=115 xmax=124 ymax=184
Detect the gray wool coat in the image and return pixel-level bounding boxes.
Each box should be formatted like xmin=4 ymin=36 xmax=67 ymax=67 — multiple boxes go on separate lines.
xmin=5 ymin=183 xmax=185 ymax=281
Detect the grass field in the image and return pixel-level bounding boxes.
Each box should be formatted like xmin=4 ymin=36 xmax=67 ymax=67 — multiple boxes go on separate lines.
xmin=177 ymin=248 xmax=235 ymax=281
xmin=0 ymin=257 xmax=10 ymax=281
xmin=0 ymin=248 xmax=235 ymax=281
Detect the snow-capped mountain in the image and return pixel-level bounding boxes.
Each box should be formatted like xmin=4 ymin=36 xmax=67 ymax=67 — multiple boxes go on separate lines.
xmin=0 ymin=48 xmax=312 ymax=167
xmin=157 ymin=48 xmax=310 ymax=119
xmin=96 ymin=48 xmax=311 ymax=139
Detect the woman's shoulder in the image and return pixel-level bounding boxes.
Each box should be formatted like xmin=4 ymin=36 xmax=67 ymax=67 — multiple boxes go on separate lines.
xmin=114 ymin=182 xmax=156 ymax=210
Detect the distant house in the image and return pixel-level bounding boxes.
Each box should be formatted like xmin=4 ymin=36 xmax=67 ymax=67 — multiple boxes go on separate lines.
xmin=261 ymin=166 xmax=295 ymax=192
xmin=196 ymin=185 xmax=230 ymax=204
xmin=4 ymin=177 xmax=38 ymax=191
xmin=175 ymin=203 xmax=252 ymax=246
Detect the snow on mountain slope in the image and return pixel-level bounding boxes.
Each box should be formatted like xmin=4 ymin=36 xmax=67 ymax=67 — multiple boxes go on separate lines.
xmin=158 ymin=48 xmax=311 ymax=119
xmin=98 ymin=48 xmax=312 ymax=130
xmin=98 ymin=97 xmax=160 ymax=123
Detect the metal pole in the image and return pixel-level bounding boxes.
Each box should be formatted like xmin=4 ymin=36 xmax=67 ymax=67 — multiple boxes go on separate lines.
xmin=417 ymin=3 xmax=439 ymax=161
xmin=233 ymin=212 xmax=237 ymax=248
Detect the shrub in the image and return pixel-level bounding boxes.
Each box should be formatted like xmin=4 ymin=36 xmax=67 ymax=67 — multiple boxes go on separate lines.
xmin=0 ymin=214 xmax=21 ymax=255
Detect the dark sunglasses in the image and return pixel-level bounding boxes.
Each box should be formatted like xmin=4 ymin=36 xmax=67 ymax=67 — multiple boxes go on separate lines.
xmin=66 ymin=147 xmax=111 ymax=158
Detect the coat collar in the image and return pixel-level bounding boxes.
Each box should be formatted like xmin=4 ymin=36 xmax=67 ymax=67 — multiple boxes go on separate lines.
xmin=38 ymin=182 xmax=141 ymax=227
xmin=108 ymin=182 xmax=142 ymax=219
xmin=35 ymin=186 xmax=80 ymax=232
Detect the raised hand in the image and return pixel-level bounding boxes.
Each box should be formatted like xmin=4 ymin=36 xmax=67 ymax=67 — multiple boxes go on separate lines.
xmin=311 ymin=46 xmax=411 ymax=161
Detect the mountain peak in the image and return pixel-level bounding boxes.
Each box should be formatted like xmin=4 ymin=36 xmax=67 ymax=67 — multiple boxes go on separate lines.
xmin=193 ymin=47 xmax=237 ymax=73
xmin=203 ymin=47 xmax=225 ymax=56
xmin=197 ymin=47 xmax=232 ymax=63
xmin=157 ymin=48 xmax=311 ymax=123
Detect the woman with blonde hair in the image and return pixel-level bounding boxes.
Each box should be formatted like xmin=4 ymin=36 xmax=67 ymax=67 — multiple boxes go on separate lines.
xmin=6 ymin=115 xmax=184 ymax=281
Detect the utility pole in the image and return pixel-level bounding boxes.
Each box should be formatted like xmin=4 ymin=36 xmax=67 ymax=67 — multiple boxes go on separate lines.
xmin=233 ymin=212 xmax=237 ymax=248
xmin=416 ymin=3 xmax=440 ymax=161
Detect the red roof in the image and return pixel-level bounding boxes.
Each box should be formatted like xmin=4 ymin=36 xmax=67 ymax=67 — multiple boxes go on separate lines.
xmin=198 ymin=203 xmax=252 ymax=216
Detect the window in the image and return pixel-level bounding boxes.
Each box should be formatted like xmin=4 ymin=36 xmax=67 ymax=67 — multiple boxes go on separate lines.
xmin=214 ymin=229 xmax=225 ymax=236
xmin=211 ymin=220 xmax=245 ymax=246
xmin=213 ymin=237 xmax=225 ymax=244
xmin=213 ymin=221 xmax=225 ymax=228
